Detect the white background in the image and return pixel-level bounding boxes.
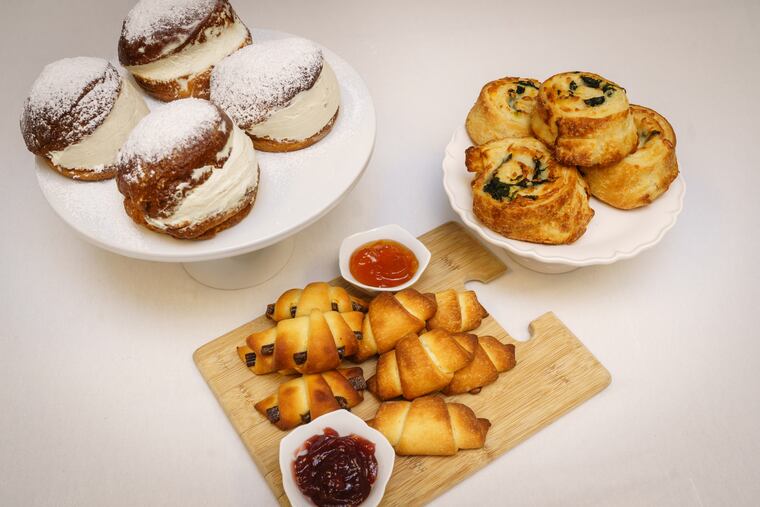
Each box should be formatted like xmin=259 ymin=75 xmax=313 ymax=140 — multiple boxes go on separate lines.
xmin=2 ymin=0 xmax=759 ymax=505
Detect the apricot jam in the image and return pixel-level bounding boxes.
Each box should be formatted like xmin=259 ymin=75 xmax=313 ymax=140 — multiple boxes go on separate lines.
xmin=293 ymin=427 xmax=378 ymax=506
xmin=349 ymin=240 xmax=418 ymax=288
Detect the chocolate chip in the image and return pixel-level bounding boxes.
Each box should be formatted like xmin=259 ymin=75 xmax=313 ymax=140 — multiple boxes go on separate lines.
xmin=244 ymin=352 xmax=256 ymax=367
xmin=294 ymin=352 xmax=307 ymax=365
xmin=354 ymin=331 xmax=363 ymax=341
xmin=337 ymin=346 xmax=345 ymax=359
xmin=335 ymin=396 xmax=348 ymax=409
xmin=265 ymin=304 xmax=275 ymax=317
xmin=290 ymin=306 xmax=297 ymax=318
xmin=349 ymin=376 xmax=367 ymax=391
xmin=331 ymin=302 xmax=338 ymax=312
xmin=301 ymin=412 xmax=311 ymax=424
xmin=260 ymin=344 xmax=274 ymax=356
xmin=352 ymin=301 xmax=367 ymax=312
xmin=266 ymin=406 xmax=280 ymax=423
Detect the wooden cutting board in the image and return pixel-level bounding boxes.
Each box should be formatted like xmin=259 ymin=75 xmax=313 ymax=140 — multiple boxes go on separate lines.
xmin=194 ymin=221 xmax=611 ymax=506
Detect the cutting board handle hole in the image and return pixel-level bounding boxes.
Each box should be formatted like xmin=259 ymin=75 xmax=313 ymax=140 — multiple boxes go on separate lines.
xmin=465 ymin=280 xmax=536 ymax=342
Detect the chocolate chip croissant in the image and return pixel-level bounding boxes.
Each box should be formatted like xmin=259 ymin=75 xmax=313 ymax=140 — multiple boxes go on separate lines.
xmin=237 ymin=309 xmax=364 ymax=375
xmin=265 ymin=282 xmax=368 ymax=321
xmin=368 ymin=330 xmax=474 ymax=400
xmin=255 ymin=367 xmax=366 ymax=430
xmin=426 ymin=289 xmax=488 ymax=333
xmin=442 ymin=335 xmax=516 ymax=395
xmin=367 ymin=395 xmax=491 ymax=456
xmin=353 ymin=289 xmax=437 ymax=362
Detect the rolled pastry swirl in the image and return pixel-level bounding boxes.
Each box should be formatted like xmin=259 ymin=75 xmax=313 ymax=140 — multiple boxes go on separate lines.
xmin=237 ymin=309 xmax=364 ymax=375
xmin=425 ymin=289 xmax=488 ymax=333
xmin=466 ymin=136 xmax=594 ymax=244
xmin=254 ymin=367 xmax=366 ymax=430
xmin=531 ymin=71 xmax=637 ymax=167
xmin=442 ymin=334 xmax=516 ymax=395
xmin=265 ymin=282 xmax=368 ymax=321
xmin=466 ymin=77 xmax=541 ymax=145
xmin=581 ymin=105 xmax=678 ymax=209
xmin=367 ymin=395 xmax=491 ymax=456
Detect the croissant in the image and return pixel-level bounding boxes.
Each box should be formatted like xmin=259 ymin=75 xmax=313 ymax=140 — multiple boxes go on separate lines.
xmin=368 ymin=330 xmax=474 ymax=400
xmin=265 ymin=282 xmax=368 ymax=321
xmin=466 ymin=76 xmax=541 ymax=145
xmin=531 ymin=71 xmax=637 ymax=167
xmin=466 ymin=136 xmax=594 ymax=244
xmin=255 ymin=367 xmax=367 ymax=430
xmin=237 ymin=309 xmax=364 ymax=375
xmin=581 ymin=105 xmax=679 ymax=209
xmin=443 ymin=334 xmax=516 ymax=395
xmin=426 ymin=289 xmax=488 ymax=333
xmin=353 ymin=289 xmax=437 ymax=362
xmin=367 ymin=395 xmax=491 ymax=455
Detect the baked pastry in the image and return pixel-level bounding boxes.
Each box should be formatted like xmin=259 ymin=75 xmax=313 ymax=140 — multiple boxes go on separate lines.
xmin=442 ymin=335 xmax=516 ymax=395
xmin=255 ymin=367 xmax=366 ymax=430
xmin=581 ymin=105 xmax=679 ymax=209
xmin=465 ymin=136 xmax=594 ymax=244
xmin=368 ymin=330 xmax=474 ymax=401
xmin=426 ymin=289 xmax=488 ymax=333
xmin=531 ymin=71 xmax=637 ymax=167
xmin=210 ymin=37 xmax=340 ymax=152
xmin=116 ymin=98 xmax=259 ymax=239
xmin=118 ymin=0 xmax=251 ymax=101
xmin=238 ymin=310 xmax=364 ymax=375
xmin=265 ymin=282 xmax=368 ymax=321
xmin=367 ymin=395 xmax=490 ymax=456
xmin=20 ymin=57 xmax=148 ymax=181
xmin=353 ymin=289 xmax=437 ymax=362
xmin=466 ymin=77 xmax=541 ymax=145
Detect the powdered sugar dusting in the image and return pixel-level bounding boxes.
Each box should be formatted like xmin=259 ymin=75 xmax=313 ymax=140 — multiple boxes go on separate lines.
xmin=123 ymin=0 xmax=216 ymax=44
xmin=210 ymin=38 xmax=323 ymax=128
xmin=21 ymin=57 xmax=120 ymax=152
xmin=118 ymin=98 xmax=221 ymax=183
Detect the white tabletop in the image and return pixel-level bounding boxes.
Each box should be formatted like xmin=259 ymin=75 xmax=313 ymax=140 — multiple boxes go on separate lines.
xmin=2 ymin=1 xmax=758 ymax=506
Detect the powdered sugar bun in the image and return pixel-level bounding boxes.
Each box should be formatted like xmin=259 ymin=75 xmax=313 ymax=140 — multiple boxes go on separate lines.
xmin=20 ymin=57 xmax=149 ymax=181
xmin=116 ymin=98 xmax=260 ymax=240
xmin=210 ymin=37 xmax=341 ymax=152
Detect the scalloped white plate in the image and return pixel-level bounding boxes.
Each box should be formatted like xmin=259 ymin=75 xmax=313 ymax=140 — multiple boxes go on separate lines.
xmin=442 ymin=125 xmax=685 ymax=273
xmin=34 ymin=29 xmax=375 ymax=263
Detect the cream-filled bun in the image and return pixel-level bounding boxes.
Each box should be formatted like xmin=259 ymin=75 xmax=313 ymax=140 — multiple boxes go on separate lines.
xmin=20 ymin=57 xmax=149 ymax=181
xmin=116 ymin=98 xmax=259 ymax=240
xmin=581 ymin=105 xmax=678 ymax=209
xmin=118 ymin=0 xmax=251 ymax=101
xmin=466 ymin=77 xmax=541 ymax=145
xmin=531 ymin=71 xmax=637 ymax=167
xmin=210 ymin=38 xmax=340 ymax=152
xmin=465 ymin=137 xmax=594 ymax=245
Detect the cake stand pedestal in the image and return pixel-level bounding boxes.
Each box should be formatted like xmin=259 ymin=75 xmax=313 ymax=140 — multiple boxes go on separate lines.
xmin=183 ymin=237 xmax=295 ymax=290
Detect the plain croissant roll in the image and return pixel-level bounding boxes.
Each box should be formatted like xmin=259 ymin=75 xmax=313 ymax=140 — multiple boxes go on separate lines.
xmin=443 ymin=334 xmax=516 ymax=395
xmin=426 ymin=289 xmax=489 ymax=333
xmin=237 ymin=309 xmax=364 ymax=375
xmin=265 ymin=281 xmax=368 ymax=321
xmin=255 ymin=367 xmax=367 ymax=430
xmin=353 ymin=289 xmax=437 ymax=362
xmin=367 ymin=395 xmax=491 ymax=456
xmin=368 ymin=330 xmax=474 ymax=400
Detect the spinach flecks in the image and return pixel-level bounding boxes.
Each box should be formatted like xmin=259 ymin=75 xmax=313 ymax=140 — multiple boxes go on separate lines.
xmin=516 ymin=85 xmax=525 ymax=95
xmin=517 ymin=80 xmax=538 ymax=89
xmin=483 ymin=175 xmax=512 ymax=201
xmin=584 ymin=96 xmax=605 ymax=107
xmin=602 ymin=83 xmax=615 ymax=96
xmin=581 ymin=75 xmax=601 ymax=88
xmin=569 ymin=80 xmax=578 ymax=91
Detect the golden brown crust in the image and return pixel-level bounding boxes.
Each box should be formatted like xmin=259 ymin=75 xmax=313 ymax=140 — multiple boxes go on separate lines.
xmin=129 ymin=34 xmax=252 ymax=102
xmin=253 ymin=367 xmax=366 ymax=430
xmin=367 ymin=329 xmax=474 ymax=400
xmin=248 ymin=108 xmax=339 ymax=152
xmin=442 ymin=335 xmax=516 ymax=395
xmin=425 ymin=289 xmax=488 ymax=333
xmin=466 ymin=77 xmax=541 ymax=145
xmin=466 ymin=137 xmax=594 ymax=244
xmin=530 ymin=72 xmax=637 ymax=167
xmin=581 ymin=105 xmax=679 ymax=209
xmin=367 ymin=395 xmax=490 ymax=456
xmin=266 ymin=282 xmax=368 ymax=321
xmin=41 ymin=156 xmax=117 ymax=181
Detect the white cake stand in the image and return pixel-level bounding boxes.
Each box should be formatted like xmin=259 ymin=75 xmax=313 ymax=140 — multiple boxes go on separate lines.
xmin=35 ymin=29 xmax=376 ymax=289
xmin=442 ymin=125 xmax=685 ymax=273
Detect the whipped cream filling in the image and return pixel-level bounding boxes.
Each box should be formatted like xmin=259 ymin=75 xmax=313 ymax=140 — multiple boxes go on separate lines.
xmin=49 ymin=78 xmax=149 ymax=172
xmin=127 ymin=20 xmax=248 ymax=83
xmin=145 ymin=124 xmax=258 ymax=230
xmin=247 ymin=62 xmax=340 ymax=142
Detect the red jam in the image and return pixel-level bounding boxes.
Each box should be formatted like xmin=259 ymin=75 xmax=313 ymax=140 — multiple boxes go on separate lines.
xmin=293 ymin=427 xmax=378 ymax=507
xmin=349 ymin=239 xmax=419 ymax=288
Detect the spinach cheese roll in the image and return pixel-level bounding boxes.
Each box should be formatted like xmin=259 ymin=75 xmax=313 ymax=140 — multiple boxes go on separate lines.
xmin=581 ymin=105 xmax=678 ymax=209
xmin=465 ymin=137 xmax=594 ymax=244
xmin=466 ymin=77 xmax=541 ymax=145
xmin=531 ymin=71 xmax=637 ymax=167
